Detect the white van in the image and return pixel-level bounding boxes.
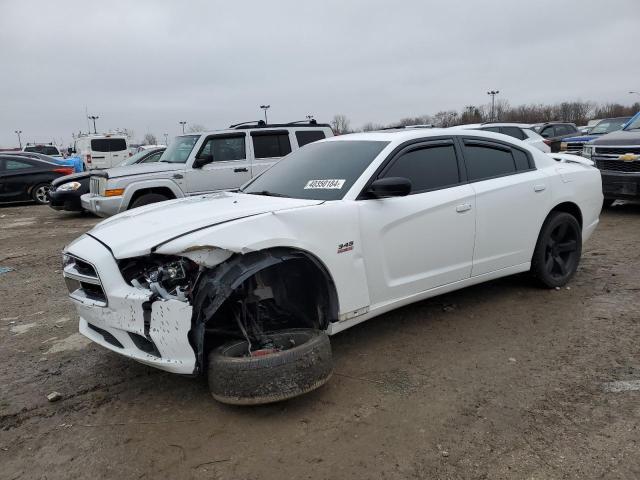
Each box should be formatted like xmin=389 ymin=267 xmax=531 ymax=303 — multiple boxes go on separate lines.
xmin=74 ymin=134 xmax=129 ymax=170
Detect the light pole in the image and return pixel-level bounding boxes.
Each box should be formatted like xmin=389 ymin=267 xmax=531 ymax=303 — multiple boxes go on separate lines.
xmin=260 ymin=105 xmax=270 ymax=124
xmin=179 ymin=121 xmax=187 ymax=134
xmin=164 ymin=133 xmax=169 ymax=145
xmin=14 ymin=130 xmax=22 ymax=149
xmin=88 ymin=115 xmax=99 ymax=134
xmin=487 ymin=90 xmax=500 ymax=121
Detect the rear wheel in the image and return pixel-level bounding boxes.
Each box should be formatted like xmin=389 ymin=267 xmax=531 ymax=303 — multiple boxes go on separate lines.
xmin=31 ymin=183 xmax=51 ymax=204
xmin=531 ymin=211 xmax=582 ymax=288
xmin=130 ymin=193 xmax=169 ymax=209
xmin=207 ymin=328 xmax=333 ymax=405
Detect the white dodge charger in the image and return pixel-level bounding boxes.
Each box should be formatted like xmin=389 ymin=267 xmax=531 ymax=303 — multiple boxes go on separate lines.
xmin=63 ymin=128 xmax=603 ymax=404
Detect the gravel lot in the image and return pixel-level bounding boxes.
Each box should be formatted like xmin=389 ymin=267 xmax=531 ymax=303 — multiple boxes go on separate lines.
xmin=1 ymin=202 xmax=639 ymax=480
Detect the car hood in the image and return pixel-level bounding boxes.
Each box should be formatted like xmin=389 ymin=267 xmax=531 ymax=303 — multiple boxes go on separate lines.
xmin=590 ymin=130 xmax=640 ymax=146
xmin=562 ymin=135 xmax=598 ymax=143
xmin=105 ymin=161 xmax=183 ymax=179
xmin=87 ymin=192 xmax=324 ymax=258
xmin=52 ymin=172 xmax=91 ymax=187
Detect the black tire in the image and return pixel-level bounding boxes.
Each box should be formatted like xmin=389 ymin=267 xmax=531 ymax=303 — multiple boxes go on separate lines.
xmin=208 ymin=328 xmax=333 ymax=405
xmin=531 ymin=211 xmax=582 ymax=288
xmin=31 ymin=183 xmax=51 ymax=204
xmin=602 ymin=198 xmax=616 ymax=208
xmin=130 ymin=193 xmax=169 ymax=209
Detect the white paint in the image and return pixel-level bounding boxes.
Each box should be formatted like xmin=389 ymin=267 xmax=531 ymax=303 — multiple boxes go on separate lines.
xmin=46 ymin=333 xmax=91 ymax=354
xmin=603 ymin=380 xmax=640 ymax=393
xmin=10 ymin=322 xmax=37 ymax=335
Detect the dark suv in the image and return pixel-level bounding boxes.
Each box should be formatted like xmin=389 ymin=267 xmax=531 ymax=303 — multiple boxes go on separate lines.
xmin=583 ymin=112 xmax=640 ymax=206
xmin=532 ymin=122 xmax=579 ymax=152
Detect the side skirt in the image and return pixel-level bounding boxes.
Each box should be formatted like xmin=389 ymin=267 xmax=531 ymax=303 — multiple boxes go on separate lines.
xmin=327 ymin=262 xmax=531 ymax=335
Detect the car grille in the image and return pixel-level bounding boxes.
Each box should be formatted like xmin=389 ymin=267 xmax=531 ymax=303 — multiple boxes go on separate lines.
xmin=595 ymin=146 xmax=640 ymax=156
xmin=89 ymin=176 xmax=105 ymax=196
xmin=63 ymin=255 xmax=107 ymax=306
xmin=565 ymin=142 xmax=585 ymax=153
xmin=595 ymin=159 xmax=640 ymax=173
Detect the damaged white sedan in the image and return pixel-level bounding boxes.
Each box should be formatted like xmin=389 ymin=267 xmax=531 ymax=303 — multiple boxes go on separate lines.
xmin=63 ymin=129 xmax=603 ymax=404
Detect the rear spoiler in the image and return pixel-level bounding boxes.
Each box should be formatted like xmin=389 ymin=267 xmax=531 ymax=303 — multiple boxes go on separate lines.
xmin=548 ymin=153 xmax=594 ymax=167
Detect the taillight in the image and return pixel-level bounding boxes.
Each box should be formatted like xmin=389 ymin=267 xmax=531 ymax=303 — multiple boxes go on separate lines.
xmin=86 ymin=154 xmax=92 ymax=164
xmin=54 ymin=167 xmax=74 ymax=175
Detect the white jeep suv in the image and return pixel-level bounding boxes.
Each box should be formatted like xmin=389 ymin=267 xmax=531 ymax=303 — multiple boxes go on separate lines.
xmin=81 ymin=121 xmax=333 ymax=217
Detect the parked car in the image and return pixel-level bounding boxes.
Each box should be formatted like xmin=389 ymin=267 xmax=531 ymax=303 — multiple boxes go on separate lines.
xmin=0 ymin=155 xmax=74 ymax=204
xmin=136 ymin=144 xmax=166 ymax=153
xmin=5 ymin=151 xmax=84 ymax=173
xmin=49 ymin=147 xmax=165 ymax=212
xmin=531 ymin=122 xmax=580 ymax=152
xmin=459 ymin=123 xmax=550 ymax=152
xmin=81 ymin=120 xmax=334 ymax=217
xmin=582 ymin=111 xmax=640 ymax=206
xmin=560 ymin=117 xmax=631 ymax=154
xmin=63 ymin=128 xmax=602 ymax=405
xmin=23 ymin=143 xmax=62 ymax=157
xmin=73 ymin=134 xmax=130 ymax=170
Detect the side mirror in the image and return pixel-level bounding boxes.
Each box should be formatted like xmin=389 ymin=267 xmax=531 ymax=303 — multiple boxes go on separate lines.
xmin=367 ymin=177 xmax=412 ymax=198
xmin=581 ymin=129 xmax=589 ymax=135
xmin=193 ymin=154 xmax=213 ymax=168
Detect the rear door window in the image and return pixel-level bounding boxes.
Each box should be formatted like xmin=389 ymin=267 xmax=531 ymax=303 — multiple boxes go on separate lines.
xmin=6 ymin=159 xmax=35 ymax=170
xmin=382 ymin=143 xmax=460 ymax=193
xmin=295 ymin=130 xmax=326 ymax=147
xmin=462 ymin=141 xmax=517 ymax=181
xmin=251 ymin=132 xmax=292 ymax=158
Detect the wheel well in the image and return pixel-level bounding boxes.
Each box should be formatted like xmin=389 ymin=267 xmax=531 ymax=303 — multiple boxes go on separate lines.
xmin=549 ymin=201 xmax=582 ymax=228
xmin=127 ymin=187 xmax=176 ymax=208
xmin=190 ymin=248 xmax=339 ymax=370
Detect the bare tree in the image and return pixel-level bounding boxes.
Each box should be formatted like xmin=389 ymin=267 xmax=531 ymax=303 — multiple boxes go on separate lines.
xmin=143 ymin=133 xmax=158 ymax=145
xmin=187 ymin=124 xmax=207 ymax=133
xmin=331 ymin=114 xmax=351 ymax=135
xmin=361 ymin=122 xmax=385 ymax=132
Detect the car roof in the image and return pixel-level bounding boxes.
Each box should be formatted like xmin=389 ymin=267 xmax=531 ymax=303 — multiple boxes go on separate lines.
xmin=183 ymin=122 xmax=333 ymax=137
xmin=322 ymin=127 xmax=530 ymax=144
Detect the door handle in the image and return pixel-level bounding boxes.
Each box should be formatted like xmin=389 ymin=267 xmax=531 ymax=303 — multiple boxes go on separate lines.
xmin=173 ymin=173 xmax=183 ymax=179
xmin=456 ymin=203 xmax=472 ymax=213
xmin=234 ymin=167 xmax=248 ymax=173
xmin=534 ymin=184 xmax=546 ymax=192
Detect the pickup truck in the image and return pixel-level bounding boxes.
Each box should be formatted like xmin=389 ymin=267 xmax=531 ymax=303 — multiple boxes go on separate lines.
xmin=582 ymin=111 xmax=640 ymax=205
xmin=82 ymin=121 xmax=333 ymax=217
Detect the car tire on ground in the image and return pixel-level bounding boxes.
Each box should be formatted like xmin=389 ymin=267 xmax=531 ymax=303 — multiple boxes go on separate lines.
xmin=531 ymin=211 xmax=582 ymax=288
xmin=602 ymin=199 xmax=616 ymax=208
xmin=31 ymin=183 xmax=51 ymax=204
xmin=130 ymin=193 xmax=169 ymax=209
xmin=207 ymin=328 xmax=333 ymax=405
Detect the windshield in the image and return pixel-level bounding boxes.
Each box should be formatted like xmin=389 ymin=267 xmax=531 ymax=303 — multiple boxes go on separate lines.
xmin=242 ymin=140 xmax=389 ymax=201
xmin=624 ymin=115 xmax=640 ymax=131
xmin=159 ymin=135 xmax=199 ymax=163
xmin=117 ymin=149 xmax=160 ymax=166
xmin=25 ymin=145 xmax=59 ymax=155
xmin=590 ymin=118 xmax=629 ymax=135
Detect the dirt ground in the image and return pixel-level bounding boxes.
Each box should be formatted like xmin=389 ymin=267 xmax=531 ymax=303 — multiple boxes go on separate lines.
xmin=1 ymin=202 xmax=639 ymax=480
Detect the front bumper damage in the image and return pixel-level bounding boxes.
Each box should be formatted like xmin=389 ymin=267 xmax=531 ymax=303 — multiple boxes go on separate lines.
xmin=64 ymin=234 xmax=197 ymax=374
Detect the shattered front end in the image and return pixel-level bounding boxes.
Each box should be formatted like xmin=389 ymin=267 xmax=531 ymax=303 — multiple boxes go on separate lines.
xmin=63 ymin=234 xmax=198 ymax=374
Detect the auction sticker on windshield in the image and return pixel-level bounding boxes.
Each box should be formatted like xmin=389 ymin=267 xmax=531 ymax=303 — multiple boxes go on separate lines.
xmin=304 ymin=179 xmax=345 ymax=189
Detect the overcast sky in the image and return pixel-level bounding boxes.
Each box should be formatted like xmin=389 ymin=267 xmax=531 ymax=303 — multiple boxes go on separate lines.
xmin=1 ymin=0 xmax=638 ymax=147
